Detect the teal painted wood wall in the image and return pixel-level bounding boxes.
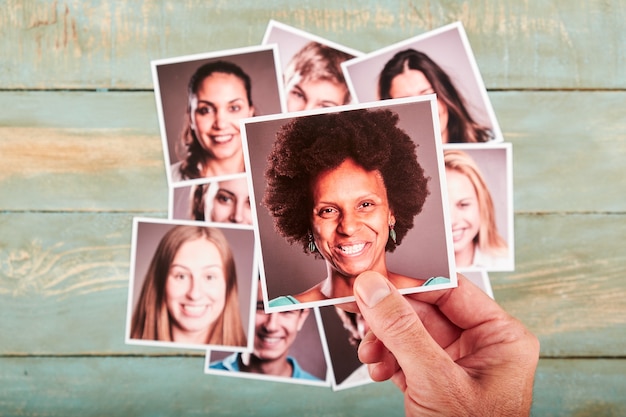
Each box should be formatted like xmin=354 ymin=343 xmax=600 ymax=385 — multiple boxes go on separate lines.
xmin=1 ymin=1 xmax=625 ymax=416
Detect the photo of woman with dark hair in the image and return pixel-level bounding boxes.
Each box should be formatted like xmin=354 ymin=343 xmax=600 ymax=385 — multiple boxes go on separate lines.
xmin=342 ymin=22 xmax=502 ymax=144
xmin=378 ymin=48 xmax=492 ymax=143
xmin=152 ymin=46 xmax=283 ymax=185
xmin=242 ymin=98 xmax=455 ymax=310
xmin=170 ymin=60 xmax=255 ymax=180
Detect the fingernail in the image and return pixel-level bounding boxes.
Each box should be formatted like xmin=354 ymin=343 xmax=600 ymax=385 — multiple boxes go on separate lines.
xmin=356 ymin=272 xmax=391 ymax=308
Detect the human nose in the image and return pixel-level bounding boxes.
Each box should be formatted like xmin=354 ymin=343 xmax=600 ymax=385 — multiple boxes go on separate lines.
xmin=338 ymin=210 xmax=360 ymax=235
xmin=262 ymin=313 xmax=280 ymax=331
xmin=186 ymin=275 xmax=203 ymax=300
xmin=229 ymin=201 xmax=244 ymax=224
xmin=212 ymin=109 xmax=229 ymax=129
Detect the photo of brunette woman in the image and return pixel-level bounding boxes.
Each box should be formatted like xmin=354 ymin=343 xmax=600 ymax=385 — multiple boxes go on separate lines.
xmin=262 ymin=20 xmax=360 ymax=112
xmin=242 ymin=98 xmax=455 ymax=311
xmin=152 ymin=46 xmax=283 ymax=185
xmin=171 ymin=176 xmax=253 ymax=226
xmin=126 ymin=219 xmax=256 ymax=350
xmin=444 ymin=145 xmax=514 ymax=271
xmin=342 ymin=22 xmax=502 ymax=143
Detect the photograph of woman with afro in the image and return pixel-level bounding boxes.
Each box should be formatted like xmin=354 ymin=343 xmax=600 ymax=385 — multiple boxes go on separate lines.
xmin=241 ymin=97 xmax=456 ymax=311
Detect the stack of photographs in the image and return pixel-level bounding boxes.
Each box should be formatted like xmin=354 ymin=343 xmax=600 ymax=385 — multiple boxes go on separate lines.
xmin=125 ymin=20 xmax=513 ymax=391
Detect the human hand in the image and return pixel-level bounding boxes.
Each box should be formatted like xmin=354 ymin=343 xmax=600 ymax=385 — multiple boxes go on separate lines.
xmin=353 ymin=271 xmax=539 ymax=417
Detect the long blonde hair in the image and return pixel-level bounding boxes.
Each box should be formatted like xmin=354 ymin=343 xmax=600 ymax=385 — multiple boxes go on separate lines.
xmin=444 ymin=150 xmax=507 ymax=256
xmin=131 ymin=225 xmax=246 ymax=346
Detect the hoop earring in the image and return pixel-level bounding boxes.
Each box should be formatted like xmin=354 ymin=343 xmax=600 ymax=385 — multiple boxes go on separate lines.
xmin=389 ymin=223 xmax=397 ymax=244
xmin=307 ymin=232 xmax=317 ymax=253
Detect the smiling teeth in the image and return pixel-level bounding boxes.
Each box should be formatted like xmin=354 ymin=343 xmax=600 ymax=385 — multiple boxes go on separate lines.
xmin=212 ymin=135 xmax=232 ymax=143
xmin=183 ymin=305 xmax=207 ymax=314
xmin=261 ymin=336 xmax=281 ymax=344
xmin=340 ymin=243 xmax=365 ymax=254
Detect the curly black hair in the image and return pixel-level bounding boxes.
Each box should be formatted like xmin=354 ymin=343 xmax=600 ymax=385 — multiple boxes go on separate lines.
xmin=263 ymin=108 xmax=430 ymax=254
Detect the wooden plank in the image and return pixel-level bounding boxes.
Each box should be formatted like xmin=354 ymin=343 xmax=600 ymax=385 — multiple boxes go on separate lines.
xmin=0 ymin=91 xmax=167 ymax=212
xmin=0 ymin=357 xmax=403 ymax=417
xmin=0 ymin=1 xmax=624 ymax=89
xmin=0 ymin=212 xmax=623 ymax=356
xmin=1 ymin=91 xmax=625 ymax=212
xmin=533 ymin=359 xmax=626 ymax=417
xmin=491 ymin=213 xmax=626 ymax=358
xmin=493 ymin=91 xmax=626 ymax=213
xmin=0 ymin=357 xmax=624 ymax=416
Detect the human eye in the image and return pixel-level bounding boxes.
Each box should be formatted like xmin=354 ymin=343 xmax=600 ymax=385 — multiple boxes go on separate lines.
xmin=169 ymin=269 xmax=189 ymax=281
xmin=229 ymin=104 xmax=242 ymax=113
xmin=203 ymin=268 xmax=223 ymax=282
xmin=215 ymin=191 xmax=234 ymax=205
xmin=316 ymin=206 xmax=338 ymax=219
xmin=358 ymin=200 xmax=377 ymax=212
xmin=289 ymin=86 xmax=306 ymax=102
xmin=195 ymin=104 xmax=213 ymax=116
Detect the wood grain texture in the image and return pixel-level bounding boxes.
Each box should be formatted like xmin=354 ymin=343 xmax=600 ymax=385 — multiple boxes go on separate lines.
xmin=0 ymin=357 xmax=624 ymax=417
xmin=0 ymin=91 xmax=167 ymax=211
xmin=1 ymin=91 xmax=624 ymax=212
xmin=0 ymin=212 xmax=623 ymax=356
xmin=1 ymin=0 xmax=625 ymax=415
xmin=1 ymin=0 xmax=624 ymax=89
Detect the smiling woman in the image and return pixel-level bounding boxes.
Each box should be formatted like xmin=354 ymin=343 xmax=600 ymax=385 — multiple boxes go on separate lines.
xmin=444 ymin=149 xmax=508 ymax=269
xmin=171 ymin=61 xmax=255 ymax=181
xmin=130 ymin=225 xmax=246 ymax=347
xmin=262 ymin=108 xmax=447 ymax=307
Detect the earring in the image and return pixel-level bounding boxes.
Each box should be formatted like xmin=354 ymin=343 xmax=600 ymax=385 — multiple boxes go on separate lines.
xmin=389 ymin=223 xmax=397 ymax=244
xmin=307 ymin=232 xmax=317 ymax=253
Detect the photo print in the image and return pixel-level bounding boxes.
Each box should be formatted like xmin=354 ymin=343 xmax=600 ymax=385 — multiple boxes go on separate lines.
xmin=205 ymin=282 xmax=330 ymax=387
xmin=241 ymin=96 xmax=457 ymax=312
xmin=170 ymin=173 xmax=254 ymax=228
xmin=443 ymin=143 xmax=514 ymax=271
xmin=262 ymin=19 xmax=362 ymax=112
xmin=126 ymin=218 xmax=257 ymax=351
xmin=151 ymin=45 xmax=284 ymax=187
xmin=342 ymin=21 xmax=503 ymax=144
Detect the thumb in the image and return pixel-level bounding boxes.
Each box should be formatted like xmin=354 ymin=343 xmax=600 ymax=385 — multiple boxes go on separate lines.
xmin=353 ymin=271 xmax=451 ymax=376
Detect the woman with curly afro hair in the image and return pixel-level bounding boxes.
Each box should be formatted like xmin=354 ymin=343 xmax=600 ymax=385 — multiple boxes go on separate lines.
xmin=263 ymin=108 xmax=449 ymax=307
